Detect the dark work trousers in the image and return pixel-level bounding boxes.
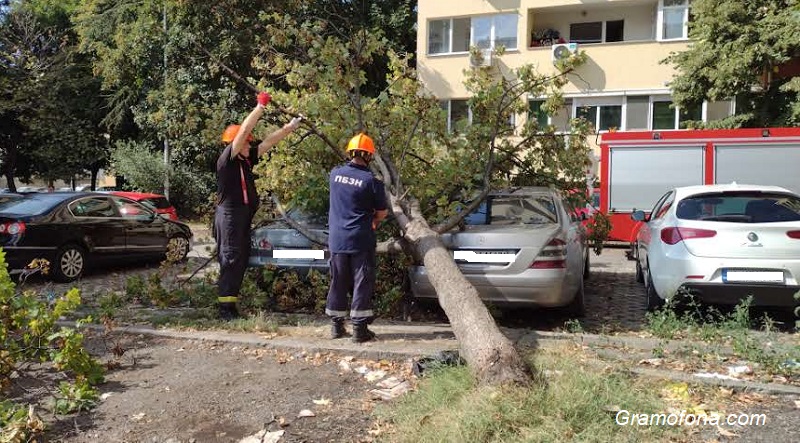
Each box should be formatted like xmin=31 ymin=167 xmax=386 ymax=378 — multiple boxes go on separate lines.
xmin=325 ymin=250 xmax=376 ymax=325
xmin=215 ymin=204 xmax=253 ymax=300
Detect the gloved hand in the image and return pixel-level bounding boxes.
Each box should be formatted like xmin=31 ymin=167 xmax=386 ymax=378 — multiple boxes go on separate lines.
xmin=286 ymin=116 xmax=303 ymax=131
xmin=257 ymin=91 xmax=271 ymax=108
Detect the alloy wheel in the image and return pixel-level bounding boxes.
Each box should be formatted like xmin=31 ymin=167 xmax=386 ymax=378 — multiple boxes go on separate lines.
xmin=60 ymin=248 xmax=84 ymax=279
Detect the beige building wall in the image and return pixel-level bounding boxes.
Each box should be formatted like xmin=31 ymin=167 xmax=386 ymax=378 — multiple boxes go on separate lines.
xmin=418 ymin=0 xmax=689 ymax=98
xmin=418 ymin=0 xmax=707 ymax=170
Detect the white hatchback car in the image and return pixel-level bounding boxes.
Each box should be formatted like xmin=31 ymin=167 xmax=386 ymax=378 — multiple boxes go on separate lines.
xmin=632 ymin=183 xmax=800 ymax=311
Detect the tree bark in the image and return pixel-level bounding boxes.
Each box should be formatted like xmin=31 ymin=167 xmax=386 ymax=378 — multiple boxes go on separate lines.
xmin=401 ymin=209 xmax=534 ymax=386
xmin=90 ymin=164 xmax=100 ymax=191
xmin=5 ymin=173 xmax=16 ymax=193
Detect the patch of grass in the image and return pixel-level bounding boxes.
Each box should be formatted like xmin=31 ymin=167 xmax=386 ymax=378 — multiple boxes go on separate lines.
xmin=378 ymin=345 xmax=679 ymax=443
xmin=645 ymin=296 xmax=800 ymax=378
xmin=149 ymin=310 xmax=281 ymax=334
xmin=563 ymin=318 xmax=585 ymax=334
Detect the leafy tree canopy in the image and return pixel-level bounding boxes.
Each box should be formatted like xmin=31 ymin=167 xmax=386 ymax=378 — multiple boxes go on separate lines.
xmin=667 ymin=0 xmax=800 ymax=127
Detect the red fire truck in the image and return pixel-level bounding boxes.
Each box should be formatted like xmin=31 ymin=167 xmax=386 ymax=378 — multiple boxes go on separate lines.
xmin=599 ymin=128 xmax=800 ymax=243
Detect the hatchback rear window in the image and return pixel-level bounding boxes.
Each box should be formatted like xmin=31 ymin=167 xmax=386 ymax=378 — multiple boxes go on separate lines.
xmin=465 ymin=194 xmax=558 ymax=225
xmin=143 ymin=197 xmax=172 ymax=209
xmin=675 ymin=192 xmax=800 ymax=223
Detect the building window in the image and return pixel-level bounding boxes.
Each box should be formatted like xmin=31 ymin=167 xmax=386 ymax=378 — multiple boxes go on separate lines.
xmin=577 ymin=105 xmax=622 ymax=131
xmin=428 ymin=19 xmax=450 ymax=54
xmin=441 ymin=99 xmax=470 ymax=132
xmin=528 ymin=100 xmax=549 ymax=127
xmin=570 ymin=22 xmax=602 ymax=44
xmin=651 ymin=100 xmax=702 ymax=129
xmin=428 ymin=14 xmax=518 ymax=55
xmin=606 ymin=20 xmax=624 ymax=43
xmin=658 ymin=0 xmax=689 ymax=40
xmin=568 ymin=20 xmax=625 ymax=44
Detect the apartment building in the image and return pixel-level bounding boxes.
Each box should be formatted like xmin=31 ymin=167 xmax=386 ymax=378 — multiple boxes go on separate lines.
xmin=417 ymin=0 xmax=735 ymax=169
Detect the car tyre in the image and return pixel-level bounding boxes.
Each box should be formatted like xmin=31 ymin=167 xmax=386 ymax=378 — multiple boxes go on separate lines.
xmin=166 ymin=235 xmax=190 ymax=262
xmin=564 ymin=276 xmax=586 ymax=318
xmin=645 ymin=267 xmax=664 ymax=312
xmin=583 ymin=251 xmax=590 ymax=281
xmin=52 ymin=244 xmax=87 ymax=282
xmin=635 ymin=259 xmax=644 ymax=284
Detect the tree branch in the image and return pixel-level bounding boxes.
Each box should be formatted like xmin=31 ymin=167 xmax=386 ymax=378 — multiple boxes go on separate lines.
xmin=270 ymin=195 xmax=328 ymax=246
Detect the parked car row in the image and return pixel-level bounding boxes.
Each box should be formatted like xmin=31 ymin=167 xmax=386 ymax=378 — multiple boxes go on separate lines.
xmin=250 ymin=187 xmax=590 ymax=316
xmin=631 ymin=183 xmax=800 ymax=311
xmin=0 ymin=192 xmax=192 ymax=281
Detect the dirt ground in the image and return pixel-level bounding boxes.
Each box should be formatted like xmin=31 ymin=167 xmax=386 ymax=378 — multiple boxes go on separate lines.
xmin=38 ymin=334 xmax=387 ymax=443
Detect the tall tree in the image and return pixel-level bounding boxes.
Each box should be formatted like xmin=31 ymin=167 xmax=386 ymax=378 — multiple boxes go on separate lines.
xmin=251 ymin=14 xmax=592 ymax=386
xmin=0 ymin=0 xmax=107 ymax=190
xmin=75 ymin=1 xmax=592 ymax=386
xmin=666 ymin=0 xmax=800 ymax=127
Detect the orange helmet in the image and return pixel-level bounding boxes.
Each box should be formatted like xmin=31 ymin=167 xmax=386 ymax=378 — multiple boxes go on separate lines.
xmin=221 ymin=124 xmax=254 ymax=144
xmin=346 ymin=133 xmax=375 ymax=155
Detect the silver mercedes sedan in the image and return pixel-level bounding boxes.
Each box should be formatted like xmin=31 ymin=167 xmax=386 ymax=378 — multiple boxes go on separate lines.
xmin=409 ymin=187 xmax=590 ymax=315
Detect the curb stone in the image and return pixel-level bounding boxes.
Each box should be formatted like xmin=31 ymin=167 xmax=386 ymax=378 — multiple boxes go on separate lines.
xmin=59 ymin=321 xmax=799 ymax=396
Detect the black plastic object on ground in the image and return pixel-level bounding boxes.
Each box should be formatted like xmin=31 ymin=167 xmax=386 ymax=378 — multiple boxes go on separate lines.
xmin=412 ymin=350 xmax=465 ymax=377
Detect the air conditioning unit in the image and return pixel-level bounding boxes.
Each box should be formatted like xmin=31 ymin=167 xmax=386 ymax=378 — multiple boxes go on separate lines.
xmin=551 ymin=42 xmax=578 ymax=64
xmin=469 ymin=49 xmax=493 ymax=68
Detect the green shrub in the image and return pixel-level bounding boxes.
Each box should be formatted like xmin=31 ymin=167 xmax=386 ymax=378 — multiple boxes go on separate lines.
xmin=0 ymin=251 xmax=104 ymax=441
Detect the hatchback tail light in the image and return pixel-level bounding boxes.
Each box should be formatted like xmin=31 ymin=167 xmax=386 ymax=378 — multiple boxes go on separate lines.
xmin=530 ymin=238 xmax=567 ymax=269
xmin=0 ymin=221 xmax=26 ymax=235
xmin=660 ymin=227 xmax=716 ymax=245
xmin=788 ymin=230 xmax=800 ymax=239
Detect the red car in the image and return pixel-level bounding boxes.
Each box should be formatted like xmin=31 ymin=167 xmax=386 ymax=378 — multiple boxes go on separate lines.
xmin=110 ymin=192 xmax=178 ymax=220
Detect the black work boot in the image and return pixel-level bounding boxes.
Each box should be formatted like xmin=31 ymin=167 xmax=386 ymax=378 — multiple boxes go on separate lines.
xmin=331 ymin=319 xmax=350 ymax=339
xmin=217 ymin=303 xmax=241 ymax=321
xmin=352 ymin=323 xmax=376 ymax=343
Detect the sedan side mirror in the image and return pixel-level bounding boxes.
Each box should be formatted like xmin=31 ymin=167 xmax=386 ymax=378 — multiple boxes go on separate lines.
xmin=631 ymin=210 xmax=647 ymax=222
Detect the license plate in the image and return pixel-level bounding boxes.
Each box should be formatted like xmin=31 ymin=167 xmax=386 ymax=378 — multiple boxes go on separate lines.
xmin=722 ymin=269 xmax=784 ymax=284
xmin=453 ymin=250 xmax=516 ymax=263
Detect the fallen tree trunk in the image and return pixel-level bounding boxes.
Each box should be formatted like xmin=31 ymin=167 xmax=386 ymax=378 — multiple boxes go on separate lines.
xmin=400 ymin=203 xmax=534 ymax=386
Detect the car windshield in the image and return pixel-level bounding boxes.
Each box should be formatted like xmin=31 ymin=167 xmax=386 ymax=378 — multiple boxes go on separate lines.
xmin=0 ymin=194 xmax=65 ymax=215
xmin=465 ymin=194 xmax=558 ymax=225
xmin=676 ymin=192 xmax=800 ymax=223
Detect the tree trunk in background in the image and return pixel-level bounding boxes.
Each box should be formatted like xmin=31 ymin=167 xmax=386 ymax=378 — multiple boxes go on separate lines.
xmin=90 ymin=165 xmax=99 ymax=191
xmin=402 ymin=216 xmax=533 ymax=386
xmin=5 ymin=173 xmax=16 ymax=193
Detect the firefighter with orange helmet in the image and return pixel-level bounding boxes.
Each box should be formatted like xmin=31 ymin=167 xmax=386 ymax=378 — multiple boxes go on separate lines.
xmin=215 ymin=91 xmax=302 ymax=320
xmin=326 ymin=133 xmax=388 ymax=342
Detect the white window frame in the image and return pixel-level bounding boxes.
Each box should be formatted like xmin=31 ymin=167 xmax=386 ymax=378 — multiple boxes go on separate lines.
xmin=657 ymin=0 xmax=690 ymax=41
xmin=573 ymin=97 xmax=624 ymax=132
xmin=428 ymin=14 xmax=518 ymax=56
xmin=567 ymin=20 xmax=625 ymax=44
xmin=649 ymin=96 xmax=705 ymax=130
xmin=444 ymin=99 xmax=472 ymax=132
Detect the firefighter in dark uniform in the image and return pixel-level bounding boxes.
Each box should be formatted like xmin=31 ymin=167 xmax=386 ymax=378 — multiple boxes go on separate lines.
xmin=216 ymin=91 xmax=302 ymax=320
xmin=326 ymin=133 xmax=388 ymax=342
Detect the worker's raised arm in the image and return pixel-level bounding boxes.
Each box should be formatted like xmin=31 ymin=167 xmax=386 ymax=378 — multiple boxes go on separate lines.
xmin=258 ymin=117 xmax=303 ymax=157
xmin=230 ymin=92 xmax=271 ymax=159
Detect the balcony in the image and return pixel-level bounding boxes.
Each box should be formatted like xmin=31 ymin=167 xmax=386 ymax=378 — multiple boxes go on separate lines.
xmin=418 ymin=0 xmax=691 ymax=97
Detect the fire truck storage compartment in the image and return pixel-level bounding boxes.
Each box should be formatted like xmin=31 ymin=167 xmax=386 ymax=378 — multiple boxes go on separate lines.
xmin=714 ymin=144 xmax=800 ymax=194
xmin=608 ymin=145 xmax=705 ymax=212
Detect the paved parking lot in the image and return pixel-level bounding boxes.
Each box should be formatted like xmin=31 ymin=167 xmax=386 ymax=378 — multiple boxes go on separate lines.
xmin=582 ymin=246 xmax=647 ymax=331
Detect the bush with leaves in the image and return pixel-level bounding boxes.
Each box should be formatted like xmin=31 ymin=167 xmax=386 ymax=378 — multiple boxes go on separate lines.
xmin=586 ymin=211 xmax=613 ymax=255
xmin=111 ymin=140 xmax=213 ymax=217
xmin=0 ymin=251 xmax=104 ymax=441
